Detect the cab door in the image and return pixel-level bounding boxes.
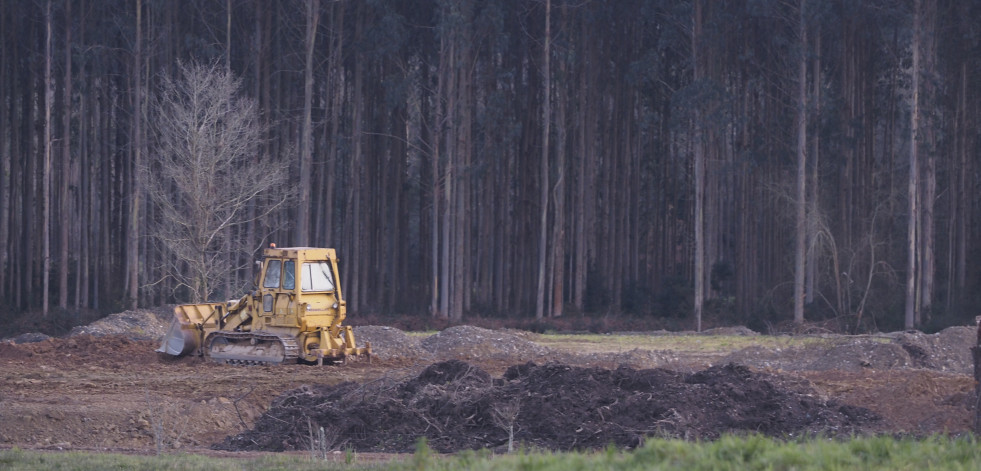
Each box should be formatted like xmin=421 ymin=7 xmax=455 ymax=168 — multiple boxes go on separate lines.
xmin=260 ymin=258 xmax=298 ymax=328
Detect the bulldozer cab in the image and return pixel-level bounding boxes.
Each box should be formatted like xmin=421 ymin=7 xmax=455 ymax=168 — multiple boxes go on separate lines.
xmin=255 ymin=247 xmax=346 ymax=333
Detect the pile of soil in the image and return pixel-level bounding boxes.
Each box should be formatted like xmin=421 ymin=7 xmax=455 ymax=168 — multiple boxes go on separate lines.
xmin=352 ymin=326 xmax=428 ymax=362
xmin=420 ymin=325 xmax=552 ymax=361
xmin=723 ymin=327 xmax=977 ymax=374
xmin=67 ymin=307 xmax=173 ymax=341
xmin=216 ymin=359 xmax=879 ymax=453
xmin=0 ymin=334 xmax=162 ymax=367
xmin=351 ymin=325 xmax=552 ymax=365
xmin=2 ymin=307 xmax=175 ymax=344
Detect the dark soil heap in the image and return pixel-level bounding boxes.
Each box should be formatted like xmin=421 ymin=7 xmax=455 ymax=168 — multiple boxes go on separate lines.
xmin=216 ymin=360 xmax=879 ymax=453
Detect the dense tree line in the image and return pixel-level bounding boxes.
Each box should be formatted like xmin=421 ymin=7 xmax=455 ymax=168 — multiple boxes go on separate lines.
xmin=1 ymin=0 xmax=979 ymax=331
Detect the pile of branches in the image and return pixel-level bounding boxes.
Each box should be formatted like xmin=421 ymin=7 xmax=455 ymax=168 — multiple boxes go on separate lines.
xmin=216 ymin=360 xmax=878 ymax=453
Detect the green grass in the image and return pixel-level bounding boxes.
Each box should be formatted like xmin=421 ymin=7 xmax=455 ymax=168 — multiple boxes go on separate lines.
xmin=532 ymin=332 xmax=849 ymax=356
xmin=0 ymin=447 xmax=387 ymax=471
xmin=3 ymin=435 xmax=979 ymax=471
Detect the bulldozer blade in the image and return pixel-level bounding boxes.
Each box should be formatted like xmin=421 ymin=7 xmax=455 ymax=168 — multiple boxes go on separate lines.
xmin=156 ymin=316 xmax=197 ymax=356
xmin=157 ymin=303 xmax=222 ymax=356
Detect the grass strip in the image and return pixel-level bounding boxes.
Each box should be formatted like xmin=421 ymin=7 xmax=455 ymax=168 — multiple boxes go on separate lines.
xmin=2 ymin=434 xmax=978 ymax=471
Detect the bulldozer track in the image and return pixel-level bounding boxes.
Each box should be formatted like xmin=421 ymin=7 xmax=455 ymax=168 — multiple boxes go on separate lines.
xmin=204 ymin=331 xmax=300 ymax=365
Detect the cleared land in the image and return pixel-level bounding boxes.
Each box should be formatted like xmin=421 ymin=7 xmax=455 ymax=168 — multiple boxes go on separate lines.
xmin=0 ymin=309 xmax=975 ymax=455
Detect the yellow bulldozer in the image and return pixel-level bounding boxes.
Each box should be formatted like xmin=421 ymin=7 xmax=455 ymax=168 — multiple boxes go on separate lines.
xmin=157 ymin=245 xmax=370 ymax=365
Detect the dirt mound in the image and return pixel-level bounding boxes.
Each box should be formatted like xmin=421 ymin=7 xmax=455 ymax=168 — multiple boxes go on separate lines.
xmin=0 ymin=334 xmax=161 ymax=367
xmin=67 ymin=307 xmax=173 ymax=341
xmin=353 ymin=326 xmax=427 ymax=362
xmin=555 ymin=348 xmax=694 ymax=372
xmin=353 ymin=325 xmax=552 ymax=364
xmin=802 ymin=368 xmax=974 ymax=434
xmin=0 ymin=341 xmax=35 ymax=360
xmin=892 ymin=327 xmax=976 ymax=372
xmin=723 ymin=327 xmax=977 ymax=374
xmin=421 ymin=325 xmax=551 ymax=362
xmin=724 ymin=337 xmax=911 ymax=372
xmin=216 ymin=360 xmax=879 ymax=453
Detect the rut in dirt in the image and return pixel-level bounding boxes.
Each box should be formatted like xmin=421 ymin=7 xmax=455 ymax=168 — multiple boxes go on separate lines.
xmin=216 ymin=360 xmax=879 ymax=453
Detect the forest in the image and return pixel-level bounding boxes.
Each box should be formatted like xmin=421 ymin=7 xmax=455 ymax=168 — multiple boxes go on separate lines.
xmin=1 ymin=0 xmax=979 ymax=333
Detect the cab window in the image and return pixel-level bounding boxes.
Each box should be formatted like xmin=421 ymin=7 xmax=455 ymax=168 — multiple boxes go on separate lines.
xmin=301 ymin=261 xmax=335 ymax=292
xmin=263 ymin=260 xmax=281 ymax=288
xmin=283 ymin=260 xmax=296 ymax=290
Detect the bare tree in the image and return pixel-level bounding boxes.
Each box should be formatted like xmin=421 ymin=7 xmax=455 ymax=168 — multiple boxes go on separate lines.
xmin=490 ymin=397 xmax=521 ymax=453
xmin=142 ymin=61 xmax=291 ymax=302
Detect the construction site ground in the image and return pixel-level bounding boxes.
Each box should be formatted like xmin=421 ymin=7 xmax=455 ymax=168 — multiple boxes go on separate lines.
xmin=0 ymin=308 xmax=976 ymax=456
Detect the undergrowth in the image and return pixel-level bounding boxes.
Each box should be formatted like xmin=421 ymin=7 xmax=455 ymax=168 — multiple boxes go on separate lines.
xmin=2 ymin=434 xmax=978 ymax=470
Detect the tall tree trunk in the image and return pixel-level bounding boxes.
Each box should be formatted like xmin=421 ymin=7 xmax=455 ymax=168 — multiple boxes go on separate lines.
xmin=445 ymin=39 xmax=460 ymax=321
xmin=59 ymin=0 xmax=72 ymax=310
xmin=692 ymin=0 xmax=704 ymax=332
xmin=805 ymin=28 xmax=820 ymax=306
xmin=77 ymin=26 xmax=88 ymax=309
xmin=127 ymin=0 xmax=143 ymax=309
xmin=551 ymin=9 xmax=567 ymax=318
xmin=297 ymin=0 xmax=319 ymax=247
xmin=224 ymin=0 xmax=233 ymax=298
xmin=917 ymin=0 xmax=936 ymax=324
xmin=453 ymin=14 xmax=472 ymax=321
xmin=349 ymin=12 xmax=364 ymax=313
xmin=324 ymin=1 xmax=343 ymax=248
xmin=572 ymin=13 xmax=592 ymax=313
xmin=439 ymin=39 xmax=454 ymax=320
xmin=431 ymin=46 xmax=444 ymax=318
xmin=793 ymin=0 xmax=807 ymax=325
xmin=951 ymin=62 xmax=967 ymax=309
xmin=42 ymin=0 xmax=53 ymax=317
xmin=535 ymin=0 xmax=551 ymax=320
xmin=0 ymin=0 xmax=9 ymax=306
xmin=905 ymin=0 xmax=921 ymax=330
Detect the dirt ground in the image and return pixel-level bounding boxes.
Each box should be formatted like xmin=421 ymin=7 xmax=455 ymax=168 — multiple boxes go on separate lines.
xmin=0 ymin=309 xmax=976 ymax=455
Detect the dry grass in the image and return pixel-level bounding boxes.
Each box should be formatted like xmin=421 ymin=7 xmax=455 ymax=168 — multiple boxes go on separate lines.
xmin=531 ymin=332 xmax=838 ymax=355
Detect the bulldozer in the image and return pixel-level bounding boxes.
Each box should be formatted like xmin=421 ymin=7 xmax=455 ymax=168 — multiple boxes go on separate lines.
xmin=157 ymin=245 xmax=370 ymax=365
